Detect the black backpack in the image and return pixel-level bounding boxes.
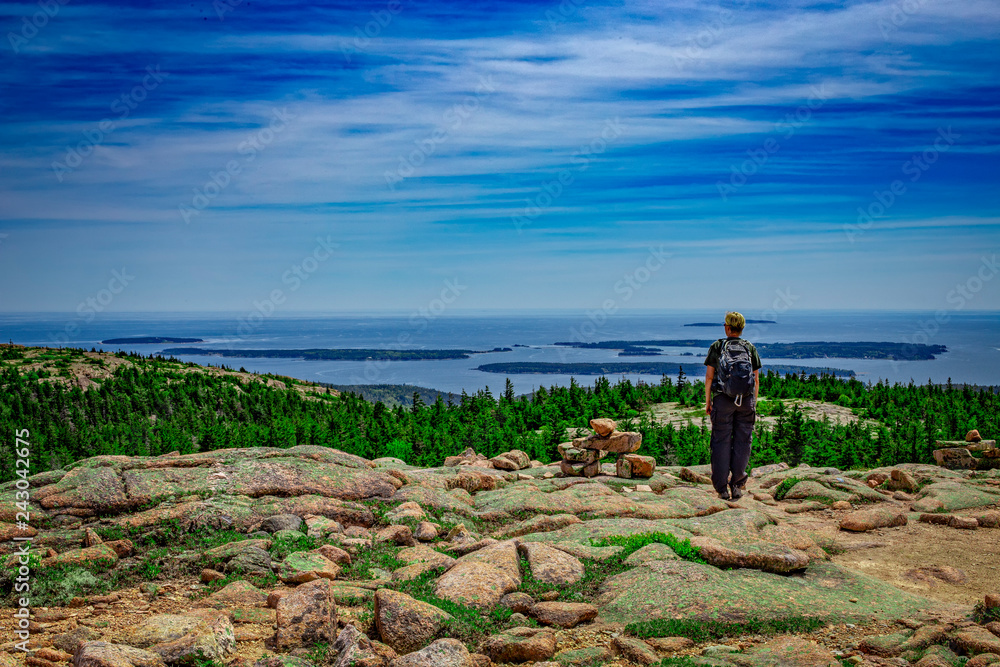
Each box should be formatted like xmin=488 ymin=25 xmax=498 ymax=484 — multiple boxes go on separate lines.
xmin=717 ymin=338 xmax=755 ymax=401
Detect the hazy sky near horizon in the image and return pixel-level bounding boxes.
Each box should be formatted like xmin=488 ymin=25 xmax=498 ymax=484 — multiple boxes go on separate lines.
xmin=1 ymin=0 xmax=998 ymax=314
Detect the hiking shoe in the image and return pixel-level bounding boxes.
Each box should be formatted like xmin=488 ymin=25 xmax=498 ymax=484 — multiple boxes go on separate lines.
xmin=717 ymin=491 xmax=731 ymax=500
xmin=730 ymin=486 xmax=744 ymax=500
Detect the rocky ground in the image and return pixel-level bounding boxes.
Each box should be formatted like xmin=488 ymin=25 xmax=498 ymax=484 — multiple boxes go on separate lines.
xmin=1 ymin=445 xmax=999 ymax=667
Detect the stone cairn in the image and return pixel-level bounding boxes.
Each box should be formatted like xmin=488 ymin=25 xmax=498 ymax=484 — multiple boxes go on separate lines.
xmin=557 ymin=418 xmax=656 ymax=479
xmin=932 ymin=429 xmax=998 ymax=471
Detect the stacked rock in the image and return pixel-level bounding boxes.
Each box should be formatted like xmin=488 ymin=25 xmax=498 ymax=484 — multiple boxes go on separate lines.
xmin=557 ymin=418 xmax=656 ymax=479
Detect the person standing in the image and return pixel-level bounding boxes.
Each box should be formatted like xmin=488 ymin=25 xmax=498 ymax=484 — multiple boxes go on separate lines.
xmin=703 ymin=311 xmax=761 ymax=500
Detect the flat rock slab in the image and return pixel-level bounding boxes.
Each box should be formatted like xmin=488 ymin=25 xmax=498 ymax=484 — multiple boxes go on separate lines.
xmin=531 ymin=601 xmax=598 ymax=628
xmin=912 ymin=480 xmax=1000 ymax=512
xmin=596 ymin=560 xmax=931 ymax=625
xmin=729 ymin=636 xmax=840 ymax=667
xmin=689 ymin=537 xmax=811 ymax=574
xmin=573 ymin=431 xmax=642 ymax=454
xmin=518 ymin=542 xmax=584 ymax=585
xmin=839 ymin=507 xmax=907 ymax=532
xmin=434 ymin=560 xmax=518 ymax=610
xmin=496 ymin=513 xmax=582 ymax=539
xmin=74 ymin=642 xmax=166 ymax=667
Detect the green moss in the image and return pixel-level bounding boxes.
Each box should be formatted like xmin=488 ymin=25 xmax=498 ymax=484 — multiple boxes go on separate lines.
xmin=774 ymin=477 xmax=803 ymax=500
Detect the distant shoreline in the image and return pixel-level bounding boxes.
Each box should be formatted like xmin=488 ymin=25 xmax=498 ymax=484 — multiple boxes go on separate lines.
xmin=160 ymin=347 xmax=512 ymax=361
xmin=102 ymin=336 xmax=204 ymax=344
xmin=476 ymin=362 xmax=856 ymax=377
xmin=554 ymin=340 xmax=947 ymax=361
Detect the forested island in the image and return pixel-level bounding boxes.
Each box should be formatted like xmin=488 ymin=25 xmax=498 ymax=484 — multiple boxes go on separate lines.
xmin=160 ymin=347 xmax=511 ymax=360
xmin=476 ymin=361 xmax=855 ymax=377
xmin=102 ymin=336 xmax=203 ymax=344
xmin=554 ymin=340 xmax=947 ymax=360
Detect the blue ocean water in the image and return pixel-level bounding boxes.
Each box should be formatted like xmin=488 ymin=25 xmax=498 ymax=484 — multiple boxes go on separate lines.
xmin=1 ymin=309 xmax=998 ymax=394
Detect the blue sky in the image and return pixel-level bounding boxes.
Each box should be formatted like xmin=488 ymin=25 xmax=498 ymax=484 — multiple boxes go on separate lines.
xmin=0 ymin=0 xmax=998 ymax=313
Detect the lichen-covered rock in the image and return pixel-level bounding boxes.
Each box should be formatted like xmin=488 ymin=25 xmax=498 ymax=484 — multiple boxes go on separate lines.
xmin=202 ymin=580 xmax=267 ymax=608
xmin=42 ymin=544 xmax=119 ymax=568
xmin=331 ymin=624 xmax=396 ymax=667
xmin=530 ymin=601 xmax=597 ymax=628
xmin=225 ymin=546 xmax=273 ymax=576
xmin=689 ymin=537 xmax=810 ymax=574
xmin=573 ymin=431 xmax=641 ymax=454
xmin=414 ymin=522 xmax=438 ymax=541
xmin=259 ymin=514 xmax=304 ymax=533
xmin=126 ymin=610 xmax=235 ymax=664
xmin=497 ymin=513 xmax=582 ymax=539
xmin=397 ymin=545 xmax=456 ymax=569
xmin=390 ymin=638 xmax=472 ymax=667
xmin=612 ymin=636 xmax=659 ymax=665
xmin=839 ymin=507 xmax=907 ymax=532
xmin=617 ymin=454 xmax=656 ymax=479
xmin=73 ymin=642 xmax=166 ymax=667
xmin=735 ymin=635 xmax=841 ymax=666
xmin=434 ymin=561 xmax=518 ymax=610
xmin=277 ymin=551 xmax=341 ymax=584
xmin=517 ymin=542 xmax=584 ymax=585
xmin=274 ymin=578 xmax=338 ymax=650
xmin=481 ymin=628 xmax=556 ymax=663
xmin=375 ymin=589 xmax=452 ymax=655
xmin=552 ymin=646 xmax=613 ymax=667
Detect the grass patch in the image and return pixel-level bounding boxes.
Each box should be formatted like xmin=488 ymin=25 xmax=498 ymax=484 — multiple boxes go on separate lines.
xmin=773 ymin=477 xmax=804 ymax=500
xmin=626 ymin=615 xmax=825 ymax=642
xmin=340 ymin=540 xmax=405 ymax=581
xmin=518 ymin=532 xmax=703 ymax=604
xmin=591 ymin=532 xmax=705 ymax=563
xmin=657 ymin=659 xmax=705 ymax=667
xmin=269 ymin=533 xmax=320 ymax=560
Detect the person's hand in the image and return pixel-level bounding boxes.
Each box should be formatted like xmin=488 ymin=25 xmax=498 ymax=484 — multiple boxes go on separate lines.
xmin=705 ymin=401 xmax=712 ymax=416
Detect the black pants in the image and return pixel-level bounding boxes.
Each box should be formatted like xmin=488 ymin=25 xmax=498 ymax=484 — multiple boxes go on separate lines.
xmin=709 ymin=393 xmax=755 ymax=495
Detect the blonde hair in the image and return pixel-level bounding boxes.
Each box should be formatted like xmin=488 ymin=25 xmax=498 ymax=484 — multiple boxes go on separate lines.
xmin=725 ymin=311 xmax=745 ymax=331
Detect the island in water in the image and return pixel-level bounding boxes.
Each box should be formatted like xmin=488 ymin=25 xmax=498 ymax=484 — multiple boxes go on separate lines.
xmin=160 ymin=347 xmax=511 ymax=361
xmin=553 ymin=340 xmax=947 ymax=361
xmin=684 ymin=320 xmax=776 ymax=326
xmin=476 ymin=361 xmax=855 ymax=376
xmin=102 ymin=336 xmax=204 ymax=344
